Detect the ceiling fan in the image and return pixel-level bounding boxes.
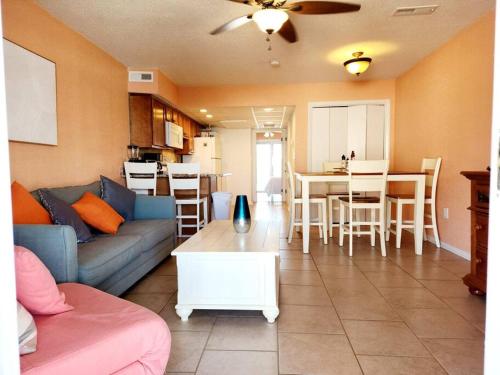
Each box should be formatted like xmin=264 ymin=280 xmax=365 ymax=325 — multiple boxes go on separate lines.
xmin=210 ymin=0 xmax=361 ymax=43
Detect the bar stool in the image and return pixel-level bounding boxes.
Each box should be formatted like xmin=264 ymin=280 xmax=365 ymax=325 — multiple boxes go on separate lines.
xmin=386 ymin=157 xmax=442 ymax=248
xmin=287 ymin=162 xmax=328 ymax=244
xmin=124 ymin=162 xmax=157 ymax=195
xmin=167 ymin=163 xmax=208 ymax=238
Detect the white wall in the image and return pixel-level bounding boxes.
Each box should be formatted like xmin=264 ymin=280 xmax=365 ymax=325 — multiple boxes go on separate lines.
xmin=218 ymin=128 xmax=253 ymax=204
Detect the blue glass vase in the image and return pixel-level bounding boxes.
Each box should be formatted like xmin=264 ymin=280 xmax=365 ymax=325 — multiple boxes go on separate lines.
xmin=233 ymin=195 xmax=251 ymax=233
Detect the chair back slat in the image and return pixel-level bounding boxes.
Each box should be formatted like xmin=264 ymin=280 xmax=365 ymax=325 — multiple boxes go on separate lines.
xmin=421 ymin=157 xmax=442 ymax=198
xmin=124 ymin=162 xmax=157 ymax=195
xmin=287 ymin=161 xmax=296 ymax=199
xmin=323 ymin=161 xmax=343 ymax=172
xmin=167 ymin=163 xmax=201 ymax=195
xmin=348 ymin=160 xmax=389 ymax=198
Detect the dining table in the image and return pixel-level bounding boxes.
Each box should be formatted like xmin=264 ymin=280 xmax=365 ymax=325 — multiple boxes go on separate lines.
xmin=294 ymin=171 xmax=427 ymax=255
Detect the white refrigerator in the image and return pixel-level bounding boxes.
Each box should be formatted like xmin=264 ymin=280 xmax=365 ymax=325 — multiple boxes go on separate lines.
xmin=184 ymin=137 xmax=222 ymax=174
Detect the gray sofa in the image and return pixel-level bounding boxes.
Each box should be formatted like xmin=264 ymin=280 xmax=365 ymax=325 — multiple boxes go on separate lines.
xmin=13 ymin=181 xmax=177 ymax=296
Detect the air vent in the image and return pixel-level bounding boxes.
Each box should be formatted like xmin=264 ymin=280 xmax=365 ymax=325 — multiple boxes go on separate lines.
xmin=263 ymin=123 xmax=275 ymax=128
xmin=392 ymin=5 xmax=439 ymax=16
xmin=128 ymin=71 xmax=154 ymax=83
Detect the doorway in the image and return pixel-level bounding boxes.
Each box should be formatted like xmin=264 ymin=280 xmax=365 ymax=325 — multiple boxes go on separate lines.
xmin=254 ymin=130 xmax=286 ymax=203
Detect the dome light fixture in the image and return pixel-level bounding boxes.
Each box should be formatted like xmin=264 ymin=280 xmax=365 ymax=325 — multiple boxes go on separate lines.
xmin=253 ymin=9 xmax=289 ymax=34
xmin=343 ymin=51 xmax=372 ymax=76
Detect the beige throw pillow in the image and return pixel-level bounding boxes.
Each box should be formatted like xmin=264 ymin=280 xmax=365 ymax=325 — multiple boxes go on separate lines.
xmin=17 ymin=302 xmax=37 ymax=355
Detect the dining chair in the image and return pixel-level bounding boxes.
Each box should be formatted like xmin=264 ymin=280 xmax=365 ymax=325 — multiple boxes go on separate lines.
xmin=323 ymin=161 xmax=361 ymax=238
xmin=339 ymin=160 xmax=389 ymax=257
xmin=287 ymin=162 xmax=328 ymax=244
xmin=386 ymin=157 xmax=442 ymax=248
xmin=167 ymin=163 xmax=208 ymax=238
xmin=124 ymin=162 xmax=157 ymax=196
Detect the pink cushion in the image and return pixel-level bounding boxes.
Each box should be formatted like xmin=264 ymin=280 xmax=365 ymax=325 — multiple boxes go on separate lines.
xmin=15 ymin=246 xmax=74 ymax=315
xmin=20 ymin=283 xmax=171 ymax=375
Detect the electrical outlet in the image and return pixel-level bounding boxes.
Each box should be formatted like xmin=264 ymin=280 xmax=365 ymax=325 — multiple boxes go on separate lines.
xmin=443 ymin=208 xmax=449 ymax=219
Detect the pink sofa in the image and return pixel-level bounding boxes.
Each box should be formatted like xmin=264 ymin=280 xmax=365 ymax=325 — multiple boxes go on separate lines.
xmin=20 ymin=283 xmax=171 ymax=375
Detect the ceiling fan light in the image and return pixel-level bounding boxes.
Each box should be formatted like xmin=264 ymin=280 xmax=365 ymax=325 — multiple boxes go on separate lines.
xmin=253 ymin=9 xmax=289 ymax=34
xmin=343 ymin=52 xmax=372 ymax=76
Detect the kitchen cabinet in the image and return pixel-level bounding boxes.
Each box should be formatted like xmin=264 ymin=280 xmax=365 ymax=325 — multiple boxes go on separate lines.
xmin=129 ymin=93 xmax=203 ymax=151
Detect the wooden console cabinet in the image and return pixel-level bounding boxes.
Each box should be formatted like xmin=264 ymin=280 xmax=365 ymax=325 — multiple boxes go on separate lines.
xmin=461 ymin=171 xmax=490 ymax=295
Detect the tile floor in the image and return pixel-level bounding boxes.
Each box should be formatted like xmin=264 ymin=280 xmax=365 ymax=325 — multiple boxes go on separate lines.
xmin=123 ymin=203 xmax=485 ymax=375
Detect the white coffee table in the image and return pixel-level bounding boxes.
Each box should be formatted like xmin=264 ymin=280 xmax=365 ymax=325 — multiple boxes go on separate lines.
xmin=171 ymin=220 xmax=280 ymax=323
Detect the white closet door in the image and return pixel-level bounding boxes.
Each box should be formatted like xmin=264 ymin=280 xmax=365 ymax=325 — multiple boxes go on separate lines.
xmin=347 ymin=105 xmax=367 ymax=160
xmin=311 ymin=107 xmax=330 ymax=172
xmin=330 ymin=107 xmax=348 ymax=161
xmin=366 ymin=105 xmax=385 ymax=160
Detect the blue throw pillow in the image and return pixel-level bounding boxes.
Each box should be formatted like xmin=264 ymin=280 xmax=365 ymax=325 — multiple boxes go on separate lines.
xmin=38 ymin=190 xmax=93 ymax=243
xmin=100 ymin=175 xmax=136 ymax=221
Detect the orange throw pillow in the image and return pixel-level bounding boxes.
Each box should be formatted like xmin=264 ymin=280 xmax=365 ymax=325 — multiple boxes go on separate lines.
xmin=72 ymin=192 xmax=124 ymax=235
xmin=11 ymin=181 xmax=52 ymax=224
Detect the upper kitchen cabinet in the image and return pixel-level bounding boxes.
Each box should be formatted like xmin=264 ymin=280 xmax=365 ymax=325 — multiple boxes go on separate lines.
xmin=152 ymin=98 xmax=166 ymax=148
xmin=129 ymin=94 xmax=153 ymax=148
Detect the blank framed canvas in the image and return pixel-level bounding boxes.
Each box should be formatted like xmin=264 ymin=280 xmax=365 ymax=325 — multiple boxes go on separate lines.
xmin=3 ymin=39 xmax=57 ymax=145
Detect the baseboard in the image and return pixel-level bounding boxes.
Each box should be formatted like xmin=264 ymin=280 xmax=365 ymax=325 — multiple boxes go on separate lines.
xmin=426 ymin=236 xmax=471 ymax=260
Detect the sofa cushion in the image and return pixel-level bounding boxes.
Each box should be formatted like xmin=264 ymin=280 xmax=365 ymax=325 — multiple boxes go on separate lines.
xmin=72 ymin=192 xmax=125 ymax=235
xmin=100 ymin=175 xmax=136 ymax=221
xmin=77 ymin=235 xmax=142 ymax=286
xmin=117 ymin=219 xmax=176 ymax=252
xmin=11 ymin=181 xmax=52 ymax=225
xmin=39 ymin=190 xmax=93 ymax=244
xmin=20 ymin=283 xmax=171 ymax=375
xmin=32 ymin=181 xmax=101 ymax=205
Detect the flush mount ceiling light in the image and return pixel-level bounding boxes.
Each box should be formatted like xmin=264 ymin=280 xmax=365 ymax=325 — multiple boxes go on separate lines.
xmin=206 ymin=114 xmax=213 ymax=119
xmin=200 ymin=109 xmax=208 ymax=113
xmin=264 ymin=107 xmax=274 ymax=112
xmin=343 ymin=51 xmax=372 ymax=76
xmin=264 ymin=131 xmax=274 ymax=138
xmin=252 ymin=8 xmax=289 ymax=34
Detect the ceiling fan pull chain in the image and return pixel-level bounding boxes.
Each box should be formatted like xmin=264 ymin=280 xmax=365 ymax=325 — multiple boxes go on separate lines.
xmin=266 ymin=35 xmax=272 ymax=51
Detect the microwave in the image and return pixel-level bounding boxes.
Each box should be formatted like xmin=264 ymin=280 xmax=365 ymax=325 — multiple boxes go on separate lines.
xmin=165 ymin=122 xmax=183 ymax=149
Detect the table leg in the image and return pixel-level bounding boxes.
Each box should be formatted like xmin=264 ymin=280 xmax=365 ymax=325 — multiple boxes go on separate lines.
xmin=263 ymin=307 xmax=280 ymax=323
xmin=176 ymin=306 xmax=193 ymax=321
xmin=413 ymin=176 xmax=425 ymax=255
xmin=302 ymin=180 xmax=310 ymax=254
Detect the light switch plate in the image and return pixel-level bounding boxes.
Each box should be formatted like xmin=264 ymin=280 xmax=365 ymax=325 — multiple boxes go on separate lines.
xmin=443 ymin=208 xmax=449 ymax=219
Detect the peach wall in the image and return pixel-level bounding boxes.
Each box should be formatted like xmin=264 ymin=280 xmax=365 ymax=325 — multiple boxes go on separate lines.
xmin=394 ymin=11 xmax=495 ymax=253
xmin=179 ymin=80 xmax=396 ymax=172
xmin=3 ymin=0 xmax=129 ymax=190
xmin=128 ymin=68 xmax=179 ymax=105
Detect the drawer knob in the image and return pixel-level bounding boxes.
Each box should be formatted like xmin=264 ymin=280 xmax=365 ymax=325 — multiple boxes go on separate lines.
xmin=476 ymin=258 xmax=483 ymax=264
xmin=475 ymin=224 xmax=483 ymax=231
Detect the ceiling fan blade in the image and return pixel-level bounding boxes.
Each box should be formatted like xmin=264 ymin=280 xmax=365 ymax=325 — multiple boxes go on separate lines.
xmin=278 ymin=19 xmax=298 ymax=43
xmin=210 ymin=15 xmax=253 ymax=35
xmin=286 ymin=1 xmax=361 ymax=14
xmin=226 ymin=0 xmax=255 ymax=5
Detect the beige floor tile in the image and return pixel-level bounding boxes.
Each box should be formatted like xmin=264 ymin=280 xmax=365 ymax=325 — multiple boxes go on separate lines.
xmin=280 ymin=285 xmax=332 ymax=306
xmin=419 ymin=280 xmax=471 ymax=298
xmin=403 ymin=265 xmax=460 ymax=280
xmin=152 ymin=257 xmax=177 ymax=276
xmin=357 ymin=355 xmax=446 ymax=375
xmin=212 ymin=309 xmax=263 ymax=317
xmin=343 ymin=320 xmax=430 ymax=357
xmin=323 ymin=276 xmax=380 ymax=298
xmin=422 ymin=338 xmax=484 ymax=375
xmin=443 ymin=296 xmax=486 ymax=324
xmin=206 ymin=317 xmax=277 ymax=351
xmin=313 ymin=255 xmax=354 ymax=266
xmin=278 ymin=304 xmax=343 ymax=334
xmin=166 ymin=331 xmax=209 ymax=373
xmin=317 ymin=264 xmax=365 ymax=278
xmin=159 ymin=304 xmax=216 ymax=332
xmin=398 ymin=308 xmax=483 ymax=339
xmin=280 ymin=239 xmax=303 ymax=250
xmin=279 ymin=250 xmax=311 ymax=259
xmin=332 ymin=295 xmax=401 ymax=321
xmin=279 ymin=333 xmax=362 ymax=375
xmin=280 ymin=269 xmax=323 ymax=286
xmin=378 ymin=287 xmax=448 ymax=309
xmin=128 ymin=275 xmax=178 ymax=294
xmin=280 ymin=258 xmax=317 ymax=271
xmin=353 ymin=259 xmax=401 ymax=272
xmin=197 ymin=350 xmax=278 ymax=375
xmin=438 ymin=260 xmax=470 ymax=276
xmin=364 ymin=271 xmax=423 ymax=288
xmin=123 ymin=293 xmax=172 ymax=313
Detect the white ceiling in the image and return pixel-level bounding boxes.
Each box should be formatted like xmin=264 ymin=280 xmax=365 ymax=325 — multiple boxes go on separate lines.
xmin=184 ymin=105 xmax=295 ymax=129
xmin=35 ymin=0 xmax=495 ymax=86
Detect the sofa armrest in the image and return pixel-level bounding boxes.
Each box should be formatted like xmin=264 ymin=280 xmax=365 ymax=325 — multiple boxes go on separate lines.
xmin=134 ymin=195 xmax=176 ymax=220
xmin=13 ymin=225 xmax=78 ymax=283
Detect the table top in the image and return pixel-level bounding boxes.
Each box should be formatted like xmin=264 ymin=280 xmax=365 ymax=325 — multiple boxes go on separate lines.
xmin=295 ymin=171 xmax=426 ymax=176
xmin=172 ymin=220 xmax=280 ymax=255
